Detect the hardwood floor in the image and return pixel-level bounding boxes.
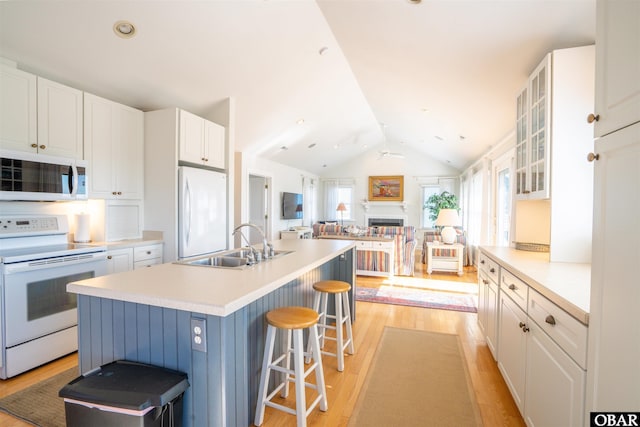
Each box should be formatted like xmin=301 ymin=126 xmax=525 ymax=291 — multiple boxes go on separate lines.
xmin=0 ymin=254 xmax=525 ymax=427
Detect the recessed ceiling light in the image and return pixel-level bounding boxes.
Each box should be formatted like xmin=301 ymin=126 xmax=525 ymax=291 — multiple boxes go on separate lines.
xmin=318 ymin=46 xmax=329 ymax=56
xmin=407 ymin=0 xmax=422 ymax=4
xmin=459 ymin=135 xmax=466 ymax=141
xmin=113 ymin=20 xmax=136 ymax=39
xmin=435 ymin=136 xmax=444 ymax=141
xmin=308 ymin=143 xmax=316 ymax=148
xmin=279 ymin=146 xmax=288 ymax=151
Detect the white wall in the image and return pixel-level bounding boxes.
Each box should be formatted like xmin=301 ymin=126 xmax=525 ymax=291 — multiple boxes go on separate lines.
xmin=234 ymin=152 xmax=319 ymax=241
xmin=319 ymin=144 xmax=460 ymax=234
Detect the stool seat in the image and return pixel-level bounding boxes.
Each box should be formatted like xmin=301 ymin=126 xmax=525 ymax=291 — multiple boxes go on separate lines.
xmin=313 ymin=280 xmax=351 ymax=294
xmin=267 ymin=307 xmax=319 ymax=329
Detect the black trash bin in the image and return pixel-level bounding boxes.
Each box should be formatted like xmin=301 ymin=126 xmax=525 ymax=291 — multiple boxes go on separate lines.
xmin=59 ymin=360 xmax=189 ymax=427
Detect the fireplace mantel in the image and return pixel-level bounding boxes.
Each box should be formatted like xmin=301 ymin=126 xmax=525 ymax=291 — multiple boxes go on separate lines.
xmin=361 ymin=200 xmax=408 ymax=212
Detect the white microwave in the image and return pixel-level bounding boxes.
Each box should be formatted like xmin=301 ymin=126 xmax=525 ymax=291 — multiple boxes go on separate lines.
xmin=0 ymin=149 xmax=88 ymax=201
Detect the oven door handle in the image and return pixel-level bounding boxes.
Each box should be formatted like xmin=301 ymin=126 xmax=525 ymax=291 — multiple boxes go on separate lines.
xmin=2 ymin=252 xmax=107 ymax=274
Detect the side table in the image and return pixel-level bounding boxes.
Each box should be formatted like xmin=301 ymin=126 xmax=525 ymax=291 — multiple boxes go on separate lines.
xmin=426 ymin=242 xmax=464 ymax=276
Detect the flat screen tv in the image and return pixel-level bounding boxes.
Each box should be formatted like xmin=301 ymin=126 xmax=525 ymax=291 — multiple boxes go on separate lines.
xmin=282 ymin=192 xmax=303 ymax=219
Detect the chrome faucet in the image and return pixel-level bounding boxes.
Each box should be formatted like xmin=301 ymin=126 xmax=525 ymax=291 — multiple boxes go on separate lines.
xmin=232 ymin=223 xmax=274 ymax=259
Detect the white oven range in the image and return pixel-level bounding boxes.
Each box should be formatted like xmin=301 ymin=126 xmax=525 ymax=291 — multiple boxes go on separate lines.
xmin=0 ymin=215 xmax=106 ymax=379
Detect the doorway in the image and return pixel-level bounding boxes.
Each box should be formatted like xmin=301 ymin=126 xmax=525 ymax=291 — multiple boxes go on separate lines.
xmin=248 ymin=174 xmax=271 ymax=245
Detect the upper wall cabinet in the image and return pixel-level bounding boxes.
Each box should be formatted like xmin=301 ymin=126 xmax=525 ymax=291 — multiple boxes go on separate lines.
xmin=0 ymin=65 xmax=83 ymax=159
xmin=592 ymin=0 xmax=640 ymax=137
xmin=515 ymin=46 xmax=595 ymax=201
xmin=0 ymin=65 xmax=37 ymax=152
xmin=179 ymin=109 xmax=225 ymax=169
xmin=84 ymin=93 xmax=143 ymax=199
xmin=36 ymin=77 xmax=83 ymax=159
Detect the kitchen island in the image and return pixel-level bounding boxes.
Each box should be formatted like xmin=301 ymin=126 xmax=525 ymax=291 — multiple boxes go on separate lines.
xmin=67 ymin=238 xmax=356 ymax=427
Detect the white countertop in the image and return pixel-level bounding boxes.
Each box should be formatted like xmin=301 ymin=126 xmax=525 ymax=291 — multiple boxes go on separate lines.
xmin=480 ymin=246 xmax=591 ymax=324
xmin=67 ymin=239 xmax=355 ymax=317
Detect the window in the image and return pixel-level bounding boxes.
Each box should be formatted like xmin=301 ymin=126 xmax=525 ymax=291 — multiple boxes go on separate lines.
xmin=421 ymin=185 xmax=440 ymax=228
xmin=324 ymin=179 xmax=354 ymax=221
xmin=337 ymin=186 xmax=353 ymax=221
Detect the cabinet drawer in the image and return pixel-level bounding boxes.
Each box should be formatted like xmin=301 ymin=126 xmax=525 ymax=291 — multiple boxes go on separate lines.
xmin=479 ymin=252 xmax=500 ymax=283
xmin=134 ymin=244 xmax=163 ymax=262
xmin=134 ymin=258 xmax=162 ymax=269
xmin=432 ymin=260 xmax=460 ymax=270
xmin=528 ymin=288 xmax=588 ymax=369
xmin=356 ymin=241 xmax=373 ymax=249
xmin=500 ymin=269 xmax=528 ymax=311
xmin=371 ymin=240 xmax=393 ymax=249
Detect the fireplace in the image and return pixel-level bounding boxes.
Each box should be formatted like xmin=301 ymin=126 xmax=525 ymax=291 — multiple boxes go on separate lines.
xmin=365 ymin=214 xmax=408 ymax=227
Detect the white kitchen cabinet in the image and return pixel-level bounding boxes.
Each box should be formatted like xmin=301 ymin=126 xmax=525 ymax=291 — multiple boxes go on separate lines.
xmin=179 ymin=109 xmax=225 ymax=169
xmin=515 ymin=46 xmax=594 ymax=203
xmin=524 ymin=320 xmax=586 ymax=427
xmin=0 ymin=66 xmax=83 ymax=159
xmin=84 ymin=92 xmax=143 ymax=199
xmin=0 ymin=64 xmax=37 ymax=152
xmin=498 ymin=290 xmax=528 ymax=414
xmin=496 ymin=259 xmax=587 ymax=426
xmin=592 ymin=0 xmax=640 ymax=137
xmin=133 ymin=243 xmax=163 ymax=269
xmin=280 ymin=228 xmax=312 ymax=239
xmin=586 ymin=122 xmax=640 ymax=415
xmin=106 ymin=248 xmax=134 ymax=274
xmin=36 ymin=77 xmax=83 ymax=159
xmin=478 ymin=250 xmax=500 ymax=360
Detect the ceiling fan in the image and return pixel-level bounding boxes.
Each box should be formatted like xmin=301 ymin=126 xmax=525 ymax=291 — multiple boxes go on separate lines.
xmin=377 ymin=123 xmax=404 ymax=159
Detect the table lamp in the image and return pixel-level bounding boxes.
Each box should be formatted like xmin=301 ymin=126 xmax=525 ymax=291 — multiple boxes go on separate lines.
xmin=336 ymin=202 xmax=347 ymax=225
xmin=435 ymin=209 xmax=460 ymax=244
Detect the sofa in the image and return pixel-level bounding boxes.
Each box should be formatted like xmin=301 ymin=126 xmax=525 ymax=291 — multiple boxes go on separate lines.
xmin=312 ymin=223 xmax=418 ymax=276
xmin=421 ymin=228 xmax=470 ymax=267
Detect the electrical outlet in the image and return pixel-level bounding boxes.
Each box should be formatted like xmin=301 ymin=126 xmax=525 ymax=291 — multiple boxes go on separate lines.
xmin=191 ymin=317 xmax=207 ymax=352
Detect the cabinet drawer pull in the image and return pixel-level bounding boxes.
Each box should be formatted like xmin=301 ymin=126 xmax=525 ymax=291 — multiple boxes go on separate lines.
xmin=107 ymin=255 xmax=113 ymax=260
xmin=519 ymin=322 xmax=530 ymax=332
xmin=39 ymin=145 xmax=46 ymax=149
xmin=545 ymin=315 xmax=556 ymax=326
xmin=587 ymin=113 xmax=600 ymax=123
xmin=483 ymin=279 xmax=489 ymax=285
xmin=489 ymin=267 xmax=495 ymax=273
xmin=508 ymin=284 xmax=516 ymax=291
xmin=146 ymin=251 xmax=151 ymax=255
xmin=480 ymin=260 xmax=485 ymax=264
xmin=587 ymin=152 xmax=600 ymax=162
xmin=31 ymin=143 xmax=38 ymax=148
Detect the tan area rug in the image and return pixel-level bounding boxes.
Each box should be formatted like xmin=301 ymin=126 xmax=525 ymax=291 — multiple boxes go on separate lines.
xmin=0 ymin=367 xmax=77 ymax=427
xmin=349 ymin=327 xmax=482 ymax=427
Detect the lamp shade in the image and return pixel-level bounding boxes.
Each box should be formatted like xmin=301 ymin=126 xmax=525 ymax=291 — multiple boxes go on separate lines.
xmin=336 ymin=202 xmax=347 ymax=212
xmin=435 ymin=209 xmax=460 ymax=226
xmin=435 ymin=209 xmax=460 ymax=244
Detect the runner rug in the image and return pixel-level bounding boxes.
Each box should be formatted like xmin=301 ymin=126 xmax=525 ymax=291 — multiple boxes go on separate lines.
xmin=0 ymin=367 xmax=77 ymax=427
xmin=356 ymin=282 xmax=477 ymax=313
xmin=349 ymin=327 xmax=483 ymax=426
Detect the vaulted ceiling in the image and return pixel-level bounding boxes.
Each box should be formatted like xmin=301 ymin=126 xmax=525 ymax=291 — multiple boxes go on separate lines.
xmin=0 ymin=0 xmax=596 ymax=175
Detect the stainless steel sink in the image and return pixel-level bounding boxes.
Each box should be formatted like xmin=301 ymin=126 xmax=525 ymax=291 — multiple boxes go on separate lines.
xmin=176 ymin=249 xmax=293 ymax=269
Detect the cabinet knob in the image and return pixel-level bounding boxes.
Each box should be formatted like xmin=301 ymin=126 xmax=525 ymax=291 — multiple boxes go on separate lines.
xmin=519 ymin=322 xmax=530 ymax=332
xmin=31 ymin=143 xmax=38 ymax=148
xmin=112 ymin=191 xmax=117 ymax=195
xmin=117 ymin=191 xmax=122 ymax=195
xmin=587 ymin=152 xmax=600 ymax=162
xmin=483 ymin=279 xmax=489 ymax=285
xmin=39 ymin=145 xmax=46 ymax=149
xmin=545 ymin=315 xmax=556 ymax=326
xmin=480 ymin=260 xmax=485 ymax=264
xmin=508 ymin=283 xmax=517 ymax=291
xmin=107 ymin=255 xmax=113 ymax=260
xmin=201 ymin=157 xmax=206 ymax=161
xmin=146 ymin=251 xmax=151 ymax=255
xmin=489 ymin=267 xmax=495 ymax=273
xmin=519 ymin=322 xmax=526 ymax=328
xmin=587 ymin=113 xmax=600 ymax=123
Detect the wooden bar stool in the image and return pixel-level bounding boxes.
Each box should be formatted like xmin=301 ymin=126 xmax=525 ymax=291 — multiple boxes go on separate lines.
xmin=254 ymin=306 xmax=328 ymax=427
xmin=306 ymin=280 xmax=355 ymax=372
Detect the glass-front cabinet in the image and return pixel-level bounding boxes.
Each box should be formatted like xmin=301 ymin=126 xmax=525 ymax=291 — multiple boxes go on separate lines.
xmin=516 ymin=54 xmax=551 ymax=200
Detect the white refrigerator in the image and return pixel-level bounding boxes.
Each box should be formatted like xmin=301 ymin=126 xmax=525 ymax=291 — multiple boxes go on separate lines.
xmin=178 ymin=166 xmax=227 ymax=259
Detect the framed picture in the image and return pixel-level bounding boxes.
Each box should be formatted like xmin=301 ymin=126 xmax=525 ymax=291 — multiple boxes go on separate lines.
xmin=368 ymin=175 xmax=404 ymax=201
